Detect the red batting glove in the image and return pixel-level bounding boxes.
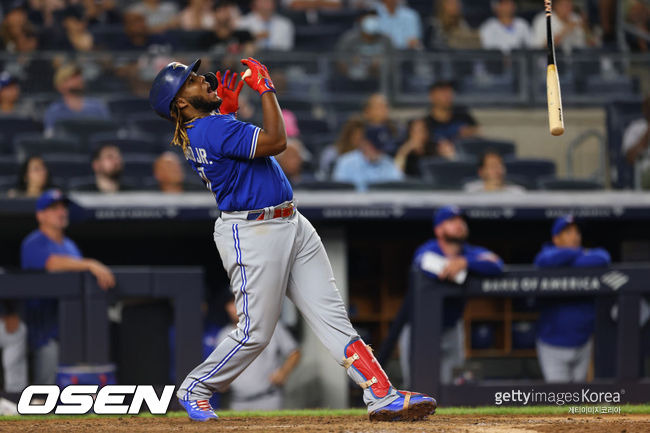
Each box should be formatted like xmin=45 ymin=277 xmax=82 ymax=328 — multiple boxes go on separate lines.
xmin=216 ymin=70 xmax=244 ymax=115
xmin=240 ymin=57 xmax=276 ymax=96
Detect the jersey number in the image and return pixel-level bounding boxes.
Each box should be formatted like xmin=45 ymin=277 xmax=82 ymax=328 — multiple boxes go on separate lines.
xmin=196 ymin=167 xmax=213 ymax=194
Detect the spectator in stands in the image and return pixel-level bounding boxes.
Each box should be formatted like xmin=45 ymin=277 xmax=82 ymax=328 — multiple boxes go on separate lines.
xmin=401 ymin=205 xmax=504 ymax=385
xmin=128 ymin=0 xmax=179 ymax=34
xmin=624 ymin=95 xmax=650 ymax=188
xmin=153 ymin=151 xmax=186 ymax=194
xmin=531 ymin=0 xmax=588 ymax=53
xmin=111 ymin=10 xmax=168 ymax=51
xmin=179 ymin=0 xmax=216 ymax=31
xmin=81 ymin=0 xmax=122 ymax=27
xmin=237 ymin=0 xmax=294 ymax=51
xmin=7 ymin=156 xmax=53 ymax=198
xmin=215 ymin=296 xmax=301 ymax=410
xmin=464 ymin=151 xmax=526 ymax=193
xmin=336 ymin=10 xmax=393 ymax=82
xmin=0 ymin=71 xmax=32 ymax=117
xmin=41 ymin=5 xmax=94 ymax=51
xmin=0 ymin=300 xmax=28 ymax=393
xmin=375 ymin=0 xmax=422 ymax=50
xmin=275 ymin=138 xmax=315 ymax=187
xmin=21 ymin=189 xmax=115 ymax=384
xmin=424 ymin=81 xmax=479 ymax=160
xmin=429 ymin=0 xmax=480 ymax=50
xmin=283 ymin=0 xmax=341 ymax=11
xmin=332 ymin=126 xmax=403 ymax=191
xmin=43 ymin=64 xmax=110 ymax=136
xmin=625 ymin=0 xmax=650 ymax=52
xmin=394 ymin=118 xmax=436 ymax=177
xmin=534 ymin=215 xmax=611 ymax=383
xmin=202 ymin=1 xmax=255 ymax=54
xmin=362 ymin=93 xmax=400 ymax=155
xmin=319 ymin=117 xmax=365 ymax=177
xmin=23 ymin=0 xmax=66 ymax=29
xmin=0 ymin=7 xmax=38 ymax=53
xmin=479 ymin=0 xmax=531 ymax=54
xmin=74 ymin=144 xmax=130 ymax=193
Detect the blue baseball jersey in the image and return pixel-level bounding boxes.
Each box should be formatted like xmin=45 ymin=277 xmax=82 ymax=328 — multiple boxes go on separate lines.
xmin=413 ymin=239 xmax=504 ymax=327
xmin=534 ymin=243 xmax=611 ymax=348
xmin=183 ymin=114 xmax=293 ymax=212
xmin=21 ymin=230 xmax=82 ymax=349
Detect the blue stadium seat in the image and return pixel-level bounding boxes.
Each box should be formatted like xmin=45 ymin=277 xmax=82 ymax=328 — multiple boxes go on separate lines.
xmin=130 ymin=114 xmax=175 ymax=141
xmin=42 ymin=154 xmax=92 ymax=178
xmin=0 ymin=156 xmax=19 ymax=178
xmin=123 ymin=154 xmax=155 ymax=180
xmin=504 ymin=158 xmax=556 ymax=190
xmin=107 ymin=97 xmax=153 ymax=121
xmin=0 ymin=175 xmax=14 ymax=193
xmin=457 ymin=138 xmax=516 ymax=159
xmin=293 ymin=181 xmax=355 ymax=191
xmin=294 ymin=24 xmax=344 ymax=51
xmin=419 ymin=158 xmax=477 ymax=190
xmin=89 ymin=133 xmax=164 ymax=156
xmin=53 ymin=118 xmax=120 ymax=146
xmin=368 ymin=179 xmax=436 ymax=191
xmin=538 ymin=176 xmax=604 ymax=190
xmin=0 ymin=117 xmax=43 ymax=153
xmin=14 ymin=134 xmax=82 ymax=159
xmin=584 ymin=75 xmax=638 ymax=97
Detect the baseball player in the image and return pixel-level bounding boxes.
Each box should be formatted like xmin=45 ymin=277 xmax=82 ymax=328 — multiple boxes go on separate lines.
xmin=534 ymin=215 xmax=611 ymax=382
xmin=215 ymin=296 xmax=300 ymax=410
xmin=149 ymin=58 xmax=436 ymax=422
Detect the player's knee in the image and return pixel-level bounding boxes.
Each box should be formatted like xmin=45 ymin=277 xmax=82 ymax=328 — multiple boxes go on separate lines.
xmin=245 ymin=329 xmax=273 ymax=351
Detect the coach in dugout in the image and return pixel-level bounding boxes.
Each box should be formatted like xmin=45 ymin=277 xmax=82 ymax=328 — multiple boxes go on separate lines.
xmin=20 ymin=189 xmax=115 ymax=384
xmin=534 ymin=215 xmax=611 ymax=383
xmin=400 ymin=205 xmax=504 ymax=385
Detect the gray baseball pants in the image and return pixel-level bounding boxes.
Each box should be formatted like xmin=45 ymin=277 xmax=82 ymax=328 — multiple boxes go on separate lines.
xmin=177 ymin=207 xmax=398 ymax=411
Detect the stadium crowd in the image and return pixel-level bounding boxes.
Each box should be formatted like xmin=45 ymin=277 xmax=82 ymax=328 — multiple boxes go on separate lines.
xmin=0 ymin=0 xmax=648 ymax=196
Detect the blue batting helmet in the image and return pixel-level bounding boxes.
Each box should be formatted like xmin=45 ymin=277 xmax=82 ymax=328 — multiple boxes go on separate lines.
xmin=149 ymin=59 xmax=201 ymax=120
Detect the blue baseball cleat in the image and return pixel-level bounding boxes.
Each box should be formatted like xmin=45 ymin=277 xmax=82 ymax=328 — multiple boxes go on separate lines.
xmin=179 ymin=398 xmax=219 ymax=422
xmin=369 ymin=390 xmax=437 ymax=422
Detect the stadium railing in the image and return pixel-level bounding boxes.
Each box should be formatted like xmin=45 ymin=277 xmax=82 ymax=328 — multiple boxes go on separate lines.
xmin=0 ymin=267 xmax=203 ymax=386
xmin=409 ymin=265 xmax=650 ymax=405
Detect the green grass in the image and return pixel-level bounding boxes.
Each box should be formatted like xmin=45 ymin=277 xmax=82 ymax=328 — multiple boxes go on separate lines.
xmin=0 ymin=404 xmax=648 ymax=421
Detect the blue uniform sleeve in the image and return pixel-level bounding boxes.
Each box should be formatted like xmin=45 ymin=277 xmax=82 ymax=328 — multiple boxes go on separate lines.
xmin=206 ymin=115 xmax=261 ymax=160
xmin=21 ymin=236 xmax=52 ymax=270
xmin=465 ymin=246 xmax=504 ymax=276
xmin=534 ymin=246 xmax=581 ymax=267
xmin=573 ymin=248 xmax=611 ymax=267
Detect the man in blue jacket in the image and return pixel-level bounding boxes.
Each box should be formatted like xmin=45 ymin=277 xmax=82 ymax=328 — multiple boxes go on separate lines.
xmin=401 ymin=205 xmax=504 ymax=385
xmin=534 ymin=215 xmax=611 ymax=382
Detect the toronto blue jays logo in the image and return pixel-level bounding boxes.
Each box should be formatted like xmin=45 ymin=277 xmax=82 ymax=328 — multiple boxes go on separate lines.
xmin=170 ymin=62 xmax=185 ymax=70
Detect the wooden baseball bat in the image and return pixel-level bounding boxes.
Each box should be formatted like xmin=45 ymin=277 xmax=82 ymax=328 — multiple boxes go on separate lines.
xmin=546 ymin=0 xmax=565 ymax=136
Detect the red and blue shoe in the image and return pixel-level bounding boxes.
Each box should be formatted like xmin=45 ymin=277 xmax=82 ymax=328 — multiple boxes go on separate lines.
xmin=179 ymin=398 xmax=219 ymax=422
xmin=369 ymin=390 xmax=437 ymax=422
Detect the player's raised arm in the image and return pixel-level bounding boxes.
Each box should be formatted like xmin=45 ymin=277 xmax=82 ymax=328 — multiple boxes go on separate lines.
xmin=240 ymin=57 xmax=287 ymax=158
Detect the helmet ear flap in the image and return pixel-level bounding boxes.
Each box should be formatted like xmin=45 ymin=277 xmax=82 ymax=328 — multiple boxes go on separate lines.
xmin=203 ymin=73 xmax=218 ymax=91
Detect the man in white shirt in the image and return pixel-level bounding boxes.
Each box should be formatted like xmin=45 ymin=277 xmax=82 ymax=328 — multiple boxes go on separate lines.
xmin=624 ymin=96 xmax=650 ymax=189
xmin=479 ymin=0 xmax=531 ymax=53
xmin=375 ymin=0 xmax=422 ymax=50
xmin=531 ymin=0 xmax=587 ymax=53
xmin=238 ymin=0 xmax=295 ymax=51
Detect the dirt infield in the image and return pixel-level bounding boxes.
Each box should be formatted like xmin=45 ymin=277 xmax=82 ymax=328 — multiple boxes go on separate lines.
xmin=1 ymin=414 xmax=648 ymax=433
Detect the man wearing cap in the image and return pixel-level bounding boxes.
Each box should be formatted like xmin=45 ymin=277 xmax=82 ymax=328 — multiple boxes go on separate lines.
xmin=0 ymin=71 xmax=32 ymax=117
xmin=400 ymin=205 xmax=504 ymax=385
xmin=43 ymin=63 xmax=110 ymax=136
xmin=332 ymin=126 xmax=403 ymax=191
xmin=20 ymin=189 xmax=115 ymax=384
xmin=534 ymin=215 xmax=610 ymax=383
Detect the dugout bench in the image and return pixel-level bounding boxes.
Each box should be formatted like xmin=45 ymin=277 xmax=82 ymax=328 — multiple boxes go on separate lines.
xmin=409 ymin=265 xmax=650 ymax=405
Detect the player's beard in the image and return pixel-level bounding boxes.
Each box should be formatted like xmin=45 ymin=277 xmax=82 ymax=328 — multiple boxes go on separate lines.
xmin=442 ymin=234 xmax=468 ymax=245
xmin=187 ymin=95 xmax=222 ymax=114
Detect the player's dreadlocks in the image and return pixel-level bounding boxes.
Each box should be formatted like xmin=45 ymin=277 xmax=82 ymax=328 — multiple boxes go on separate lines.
xmin=170 ymin=99 xmax=193 ymax=151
